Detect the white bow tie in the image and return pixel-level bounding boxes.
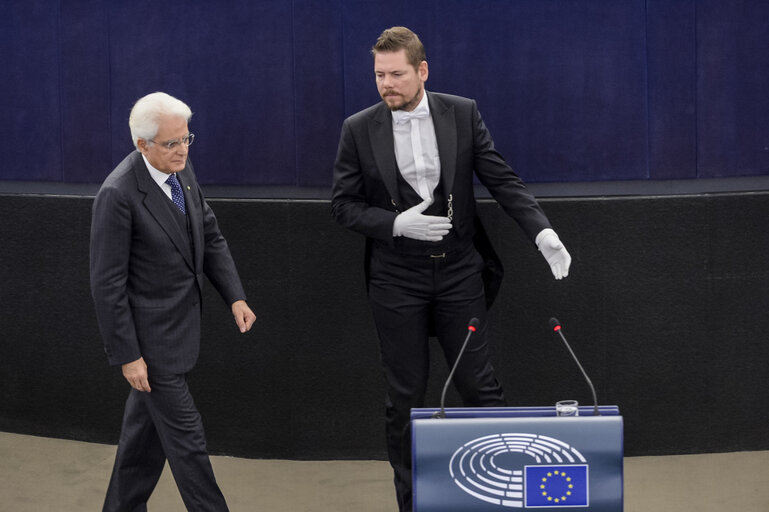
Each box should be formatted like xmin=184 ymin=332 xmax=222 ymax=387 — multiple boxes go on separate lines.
xmin=392 ymin=104 xmax=430 ymax=125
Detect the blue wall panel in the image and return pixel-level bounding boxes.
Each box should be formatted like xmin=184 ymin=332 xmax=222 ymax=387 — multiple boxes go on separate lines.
xmin=1 ymin=2 xmax=62 ymax=181
xmin=0 ymin=1 xmax=767 ymax=187
xmin=105 ymin=1 xmax=297 ymax=186
xmin=60 ymin=0 xmax=112 ymax=183
xmin=340 ymin=0 xmax=650 ymax=183
xmin=293 ymin=0 xmax=346 ymax=187
xmin=646 ymin=0 xmax=697 ymax=180
xmin=697 ymin=0 xmax=769 ymax=178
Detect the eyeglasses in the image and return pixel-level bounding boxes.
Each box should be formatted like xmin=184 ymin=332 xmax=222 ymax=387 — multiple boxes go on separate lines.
xmin=150 ymin=133 xmax=195 ymax=150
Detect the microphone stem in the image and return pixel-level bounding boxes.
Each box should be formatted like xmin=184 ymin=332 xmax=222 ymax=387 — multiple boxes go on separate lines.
xmin=557 ymin=330 xmax=600 ymax=416
xmin=436 ymin=328 xmax=475 ymax=418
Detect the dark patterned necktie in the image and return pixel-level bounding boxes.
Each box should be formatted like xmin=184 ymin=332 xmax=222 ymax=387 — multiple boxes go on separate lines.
xmin=165 ymin=173 xmax=186 ymax=214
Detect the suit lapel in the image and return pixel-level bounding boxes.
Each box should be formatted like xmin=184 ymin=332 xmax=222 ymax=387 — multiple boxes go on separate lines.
xmin=133 ymin=156 xmax=195 ymax=271
xmin=429 ymin=93 xmax=458 ymax=197
xmin=176 ymin=166 xmax=203 ymax=273
xmin=368 ymin=103 xmax=401 ymax=205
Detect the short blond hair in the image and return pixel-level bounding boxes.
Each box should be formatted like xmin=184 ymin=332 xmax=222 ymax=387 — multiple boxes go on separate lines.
xmin=371 ymin=26 xmax=426 ymax=70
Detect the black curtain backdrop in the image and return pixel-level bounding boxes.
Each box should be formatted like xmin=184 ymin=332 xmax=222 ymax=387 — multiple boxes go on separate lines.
xmin=1 ymin=193 xmax=768 ymax=459
xmin=1 ymin=0 xmax=768 ymax=187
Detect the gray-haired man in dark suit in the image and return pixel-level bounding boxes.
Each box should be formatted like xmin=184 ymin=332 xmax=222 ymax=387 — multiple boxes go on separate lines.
xmin=90 ymin=92 xmax=256 ymax=511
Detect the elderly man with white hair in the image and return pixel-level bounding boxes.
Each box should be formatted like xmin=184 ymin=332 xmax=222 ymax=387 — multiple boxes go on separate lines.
xmin=90 ymin=92 xmax=256 ymax=512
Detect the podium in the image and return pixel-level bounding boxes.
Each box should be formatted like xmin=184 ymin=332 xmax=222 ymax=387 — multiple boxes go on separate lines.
xmin=411 ymin=406 xmax=623 ymax=511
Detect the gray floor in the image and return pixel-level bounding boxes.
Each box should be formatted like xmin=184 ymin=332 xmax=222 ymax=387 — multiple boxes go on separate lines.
xmin=1 ymin=431 xmax=767 ymax=511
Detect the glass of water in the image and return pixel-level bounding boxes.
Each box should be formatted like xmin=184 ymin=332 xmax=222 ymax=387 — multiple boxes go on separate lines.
xmin=555 ymin=400 xmax=579 ymax=416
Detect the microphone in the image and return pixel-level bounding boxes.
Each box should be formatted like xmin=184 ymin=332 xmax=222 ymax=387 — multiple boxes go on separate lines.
xmin=549 ymin=318 xmax=600 ymax=416
xmin=432 ymin=318 xmax=481 ymax=419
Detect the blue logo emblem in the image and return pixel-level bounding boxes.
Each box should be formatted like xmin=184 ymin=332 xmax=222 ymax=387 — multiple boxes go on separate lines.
xmin=448 ymin=433 xmax=590 ymax=508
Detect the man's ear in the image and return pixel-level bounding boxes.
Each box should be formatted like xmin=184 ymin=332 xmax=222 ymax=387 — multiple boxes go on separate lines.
xmin=136 ymin=138 xmax=149 ymax=155
xmin=419 ymin=60 xmax=429 ymax=82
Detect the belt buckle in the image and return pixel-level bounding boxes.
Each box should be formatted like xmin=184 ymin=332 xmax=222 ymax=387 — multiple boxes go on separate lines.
xmin=430 ymin=252 xmax=446 ymax=259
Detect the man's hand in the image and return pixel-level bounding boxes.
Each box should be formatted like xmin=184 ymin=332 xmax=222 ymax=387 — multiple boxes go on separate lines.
xmin=232 ymin=300 xmax=256 ymax=333
xmin=122 ymin=357 xmax=151 ymax=392
xmin=535 ymin=228 xmax=572 ymax=280
xmin=392 ymin=200 xmax=453 ymax=241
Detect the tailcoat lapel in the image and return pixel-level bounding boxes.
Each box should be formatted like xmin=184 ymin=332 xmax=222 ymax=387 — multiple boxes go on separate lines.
xmin=368 ymin=103 xmax=402 ymax=207
xmin=428 ymin=93 xmax=458 ymax=198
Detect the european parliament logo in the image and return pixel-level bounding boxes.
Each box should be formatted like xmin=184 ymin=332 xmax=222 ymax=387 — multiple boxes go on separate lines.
xmin=448 ymin=433 xmax=590 ymax=508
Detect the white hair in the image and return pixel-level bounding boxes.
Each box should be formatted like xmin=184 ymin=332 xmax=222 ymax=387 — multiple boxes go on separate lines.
xmin=128 ymin=92 xmax=193 ymax=149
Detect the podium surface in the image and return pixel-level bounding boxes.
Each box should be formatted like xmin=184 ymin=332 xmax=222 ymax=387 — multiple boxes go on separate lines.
xmin=412 ymin=406 xmax=622 ymax=511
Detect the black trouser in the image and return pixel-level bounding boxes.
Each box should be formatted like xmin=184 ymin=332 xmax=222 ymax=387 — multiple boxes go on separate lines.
xmin=368 ymin=241 xmax=506 ymax=512
xmin=103 ymin=373 xmax=228 ymax=512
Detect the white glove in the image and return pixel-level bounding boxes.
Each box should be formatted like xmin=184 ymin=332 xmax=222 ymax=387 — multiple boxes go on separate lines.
xmin=392 ymin=200 xmax=453 ymax=242
xmin=535 ymin=228 xmax=571 ymax=280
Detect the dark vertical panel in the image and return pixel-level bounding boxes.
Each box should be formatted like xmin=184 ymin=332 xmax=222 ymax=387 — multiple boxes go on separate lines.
xmin=697 ymin=0 xmax=769 ymax=177
xmin=704 ymin=194 xmax=769 ymax=449
xmin=292 ymin=0 xmax=345 ymax=188
xmin=0 ymin=2 xmax=62 ymax=180
xmin=59 ymin=1 xmax=112 ymax=183
xmin=106 ymin=1 xmax=296 ymax=185
xmin=0 ymin=196 xmax=121 ymax=442
xmin=646 ymin=0 xmax=697 ymax=179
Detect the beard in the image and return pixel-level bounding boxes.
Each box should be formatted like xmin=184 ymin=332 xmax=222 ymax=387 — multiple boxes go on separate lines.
xmin=382 ymin=85 xmax=423 ymax=112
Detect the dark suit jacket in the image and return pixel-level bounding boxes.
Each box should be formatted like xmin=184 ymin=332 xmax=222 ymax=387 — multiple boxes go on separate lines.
xmin=90 ymin=151 xmax=245 ymax=375
xmin=331 ymin=92 xmax=552 ymax=307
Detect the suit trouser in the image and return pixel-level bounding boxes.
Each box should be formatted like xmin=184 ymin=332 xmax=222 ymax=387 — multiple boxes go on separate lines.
xmin=368 ymin=242 xmax=506 ymax=512
xmin=103 ymin=373 xmax=228 ymax=512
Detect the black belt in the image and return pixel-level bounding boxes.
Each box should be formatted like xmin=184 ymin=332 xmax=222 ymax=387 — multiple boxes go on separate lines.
xmin=377 ymin=233 xmax=471 ymax=259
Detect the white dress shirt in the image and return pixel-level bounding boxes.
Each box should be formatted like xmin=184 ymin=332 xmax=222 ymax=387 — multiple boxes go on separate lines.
xmin=142 ymin=154 xmax=176 ymax=201
xmin=391 ymin=92 xmax=441 ymax=202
